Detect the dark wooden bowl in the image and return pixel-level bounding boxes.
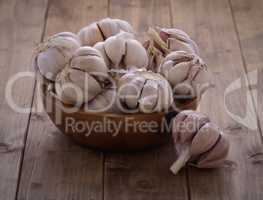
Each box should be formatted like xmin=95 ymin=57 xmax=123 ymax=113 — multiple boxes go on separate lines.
xmin=40 ymin=78 xmax=198 ymax=151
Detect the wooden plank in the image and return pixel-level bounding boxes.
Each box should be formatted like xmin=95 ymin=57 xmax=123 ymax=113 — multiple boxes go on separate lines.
xmin=0 ymin=0 xmax=48 ymax=200
xmin=16 ymin=0 xmax=108 ymax=199
xmin=170 ymin=0 xmax=263 ymax=199
xmin=229 ymin=0 xmax=263 ymax=131
xmin=104 ymin=1 xmax=189 ymax=200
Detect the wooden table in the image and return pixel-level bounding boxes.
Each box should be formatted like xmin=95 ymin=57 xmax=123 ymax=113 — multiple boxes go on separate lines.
xmin=1 ymin=0 xmax=263 ymax=199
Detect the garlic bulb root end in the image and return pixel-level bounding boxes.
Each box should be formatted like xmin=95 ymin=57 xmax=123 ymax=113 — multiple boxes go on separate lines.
xmin=170 ymin=146 xmax=191 ymax=175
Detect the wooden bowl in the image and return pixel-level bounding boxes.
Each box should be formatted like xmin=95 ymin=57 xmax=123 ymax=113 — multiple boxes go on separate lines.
xmin=40 ymin=78 xmax=198 ymax=151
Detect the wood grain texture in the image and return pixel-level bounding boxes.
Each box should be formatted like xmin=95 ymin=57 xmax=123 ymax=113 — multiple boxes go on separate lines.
xmin=230 ymin=0 xmax=263 ymax=133
xmin=16 ymin=0 xmax=108 ymax=199
xmin=104 ymin=1 xmax=189 ymax=200
xmin=0 ymin=0 xmax=48 ymax=199
xmin=170 ymin=0 xmax=263 ymax=199
xmin=1 ymin=0 xmax=263 ymax=199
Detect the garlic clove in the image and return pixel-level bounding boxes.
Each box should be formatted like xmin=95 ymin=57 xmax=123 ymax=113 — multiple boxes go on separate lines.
xmin=70 ymin=47 xmax=108 ymax=74
xmin=163 ymin=51 xmax=194 ymax=63
xmin=178 ymin=112 xmax=210 ymax=143
xmin=139 ymin=79 xmax=159 ymax=113
xmin=55 ymin=68 xmax=102 ymax=105
xmin=36 ymin=32 xmax=80 ymax=81
xmin=120 ymin=76 xmax=146 ymax=109
xmin=196 ymin=135 xmax=230 ymax=168
xmin=78 ymin=22 xmax=104 ymax=46
xmin=87 ymin=89 xmax=120 ymax=112
xmin=166 ymin=61 xmax=192 ymax=86
xmin=168 ymin=38 xmax=196 ymax=54
xmin=55 ymin=70 xmax=80 ymax=105
xmin=159 ymin=60 xmax=174 ymax=77
xmin=71 ymin=54 xmax=108 ymax=73
xmin=160 ymin=28 xmax=199 ymax=54
xmin=160 ymin=28 xmax=192 ymax=41
xmin=190 ymin=122 xmax=221 ymax=156
xmin=69 ymin=68 xmax=102 ymax=102
xmin=37 ymin=48 xmax=65 ymax=81
xmin=94 ymin=42 xmax=110 ymax=67
xmin=104 ymin=35 xmax=126 ymax=68
xmin=98 ymin=18 xmax=120 ymax=39
xmin=155 ymin=79 xmax=173 ymax=112
xmin=124 ymin=39 xmax=148 ymax=69
xmin=172 ymin=110 xmax=195 ymax=143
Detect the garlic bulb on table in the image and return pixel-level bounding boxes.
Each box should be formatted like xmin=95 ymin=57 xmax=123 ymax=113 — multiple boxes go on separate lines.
xmin=94 ymin=31 xmax=148 ymax=70
xmin=117 ymin=71 xmax=173 ymax=113
xmin=78 ymin=18 xmax=134 ymax=46
xmin=159 ymin=51 xmax=208 ymax=101
xmin=170 ymin=110 xmax=230 ymax=175
xmin=55 ymin=46 xmax=109 ymax=105
xmin=35 ymin=32 xmax=80 ymax=81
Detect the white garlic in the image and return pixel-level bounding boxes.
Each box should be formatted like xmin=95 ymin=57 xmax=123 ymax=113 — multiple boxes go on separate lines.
xmin=94 ymin=32 xmax=148 ymax=69
xmin=78 ymin=18 xmax=134 ymax=46
xmin=159 ymin=51 xmax=208 ymax=100
xmin=117 ymin=71 xmax=173 ymax=113
xmin=35 ymin=32 xmax=80 ymax=81
xmin=55 ymin=46 xmax=109 ymax=105
xmin=158 ymin=27 xmax=199 ymax=54
xmin=170 ymin=110 xmax=230 ymax=175
xmin=86 ymin=88 xmax=120 ymax=113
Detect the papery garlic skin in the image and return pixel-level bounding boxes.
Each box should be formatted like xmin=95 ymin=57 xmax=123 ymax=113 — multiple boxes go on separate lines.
xmin=78 ymin=18 xmax=134 ymax=46
xmin=159 ymin=28 xmax=199 ymax=54
xmin=170 ymin=110 xmax=230 ymax=175
xmin=36 ymin=32 xmax=81 ymax=81
xmin=94 ymin=32 xmax=148 ymax=70
xmin=55 ymin=46 xmax=109 ymax=105
xmin=117 ymin=71 xmax=173 ymax=113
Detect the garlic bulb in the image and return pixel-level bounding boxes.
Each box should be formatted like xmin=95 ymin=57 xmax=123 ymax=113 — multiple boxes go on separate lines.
xmin=159 ymin=51 xmax=208 ymax=100
xmin=170 ymin=110 xmax=230 ymax=175
xmin=35 ymin=32 xmax=80 ymax=81
xmin=144 ymin=27 xmax=199 ymax=71
xmin=55 ymin=46 xmax=109 ymax=105
xmin=117 ymin=71 xmax=173 ymax=113
xmin=94 ymin=32 xmax=148 ymax=69
xmin=78 ymin=18 xmax=134 ymax=46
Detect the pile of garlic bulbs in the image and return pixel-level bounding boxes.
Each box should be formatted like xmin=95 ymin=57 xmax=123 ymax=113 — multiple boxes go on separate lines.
xmin=35 ymin=18 xmax=209 ymax=113
xmin=35 ymin=18 xmax=230 ymax=174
